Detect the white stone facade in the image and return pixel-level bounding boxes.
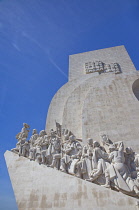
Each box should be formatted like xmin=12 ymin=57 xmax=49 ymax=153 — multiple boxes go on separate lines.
xmin=4 ymin=151 xmax=139 ymax=210
xmin=46 ymin=46 xmax=139 ymax=152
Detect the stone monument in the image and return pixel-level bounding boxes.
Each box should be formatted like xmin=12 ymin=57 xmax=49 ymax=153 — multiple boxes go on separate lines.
xmin=5 ymin=46 xmax=139 ymax=209
xmin=46 ymin=45 xmax=139 ymax=151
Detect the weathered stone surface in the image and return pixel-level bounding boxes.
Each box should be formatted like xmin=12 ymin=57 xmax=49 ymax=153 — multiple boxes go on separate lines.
xmin=69 ymin=45 xmax=136 ymax=81
xmin=46 ymin=46 xmax=139 ymax=151
xmin=46 ymin=74 xmax=93 ymax=132
xmin=6 ymin=46 xmax=139 ymax=210
xmin=4 ymin=151 xmax=139 ymax=210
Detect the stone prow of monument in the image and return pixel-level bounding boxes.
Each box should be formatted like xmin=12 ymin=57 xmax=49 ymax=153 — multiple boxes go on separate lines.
xmin=4 ymin=150 xmax=139 ymax=210
xmin=46 ymin=45 xmax=139 ymax=152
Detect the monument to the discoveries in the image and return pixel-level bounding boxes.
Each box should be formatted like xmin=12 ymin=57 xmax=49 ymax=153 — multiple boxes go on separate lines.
xmin=4 ymin=46 xmax=139 ymax=210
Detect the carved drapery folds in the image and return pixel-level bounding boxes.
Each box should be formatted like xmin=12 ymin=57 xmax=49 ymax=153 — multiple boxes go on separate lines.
xmin=11 ymin=123 xmax=139 ymax=198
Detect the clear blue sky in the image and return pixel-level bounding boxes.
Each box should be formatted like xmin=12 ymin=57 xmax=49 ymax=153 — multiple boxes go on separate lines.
xmin=0 ymin=0 xmax=139 ymax=209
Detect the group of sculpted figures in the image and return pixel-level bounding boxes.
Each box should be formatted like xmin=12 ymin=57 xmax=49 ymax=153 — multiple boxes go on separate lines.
xmin=12 ymin=123 xmax=139 ymax=198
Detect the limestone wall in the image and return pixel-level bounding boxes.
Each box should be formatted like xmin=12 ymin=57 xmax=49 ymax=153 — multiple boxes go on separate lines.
xmin=46 ymin=46 xmax=139 ymax=152
xmin=46 ymin=73 xmax=93 ymax=132
xmin=4 ymin=151 xmax=139 ymax=210
xmin=69 ymin=45 xmax=136 ymax=81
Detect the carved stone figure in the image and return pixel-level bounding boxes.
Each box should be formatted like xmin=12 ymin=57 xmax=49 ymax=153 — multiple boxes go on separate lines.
xmin=35 ymin=143 xmax=42 ymax=164
xmin=88 ymin=141 xmax=109 ymax=184
xmin=104 ymin=142 xmax=139 ymax=196
xmin=60 ymin=135 xmax=82 ymax=173
xmin=48 ymin=136 xmax=61 ymax=169
xmin=39 ymin=130 xmax=49 ymax=165
xmin=20 ymin=123 xmax=30 ymax=139
xmin=30 ymin=129 xmax=38 ymax=144
xmin=11 ymin=122 xmax=139 ymax=198
xmin=100 ymin=134 xmax=113 ymax=148
xmin=62 ymin=129 xmax=72 ymax=141
xmin=76 ymin=138 xmax=93 ymax=179
xmin=12 ymin=123 xmax=30 ymax=154
xmin=11 ymin=138 xmax=21 ymax=154
xmin=29 ymin=129 xmax=38 ymax=160
xmin=18 ymin=133 xmax=29 ymax=157
xmin=124 ymin=147 xmax=136 ymax=178
xmin=50 ymin=129 xmax=57 ymax=139
xmin=34 ymin=130 xmax=48 ymax=164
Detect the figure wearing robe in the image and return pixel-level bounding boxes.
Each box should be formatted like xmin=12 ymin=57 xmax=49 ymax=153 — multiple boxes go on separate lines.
xmin=104 ymin=142 xmax=139 ymax=196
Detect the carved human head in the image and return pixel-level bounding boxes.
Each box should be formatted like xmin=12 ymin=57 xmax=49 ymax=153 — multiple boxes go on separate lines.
xmin=87 ymin=138 xmax=93 ymax=146
xmin=39 ymin=130 xmax=46 ymax=137
xmin=101 ymin=134 xmax=109 ymax=145
xmin=23 ymin=123 xmax=30 ymax=129
xmin=50 ymin=129 xmax=56 ymax=136
xmin=125 ymin=147 xmax=133 ymax=154
xmin=93 ymin=141 xmax=100 ymax=148
xmin=69 ymin=135 xmax=76 ymax=142
xmin=109 ymin=144 xmax=116 ymax=152
xmin=101 ymin=134 xmax=108 ymax=141
xmin=32 ymin=129 xmax=37 ymax=135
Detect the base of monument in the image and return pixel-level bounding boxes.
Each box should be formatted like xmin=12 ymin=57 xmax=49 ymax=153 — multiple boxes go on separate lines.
xmin=4 ymin=150 xmax=139 ymax=210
